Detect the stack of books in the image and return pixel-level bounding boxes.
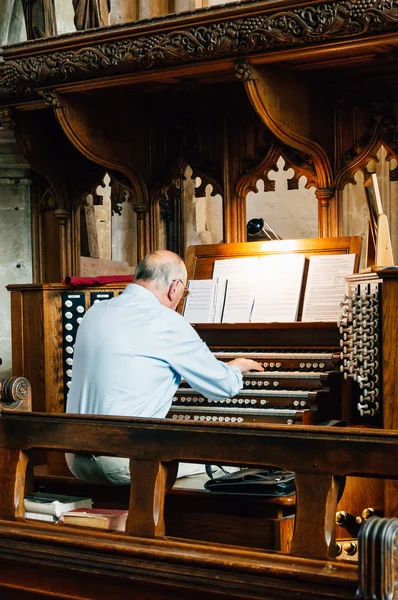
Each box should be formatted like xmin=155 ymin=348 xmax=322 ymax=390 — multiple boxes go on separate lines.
xmin=24 ymin=492 xmax=93 ymax=523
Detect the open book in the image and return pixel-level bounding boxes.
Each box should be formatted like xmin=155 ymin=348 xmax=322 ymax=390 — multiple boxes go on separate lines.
xmin=182 ymin=252 xmax=356 ymax=324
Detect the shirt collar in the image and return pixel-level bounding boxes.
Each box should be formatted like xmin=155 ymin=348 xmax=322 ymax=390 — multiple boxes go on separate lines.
xmin=123 ymin=283 xmax=161 ymax=305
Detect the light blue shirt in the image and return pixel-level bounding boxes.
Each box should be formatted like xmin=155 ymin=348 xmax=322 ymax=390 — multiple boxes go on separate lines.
xmin=66 ymin=284 xmax=243 ymax=418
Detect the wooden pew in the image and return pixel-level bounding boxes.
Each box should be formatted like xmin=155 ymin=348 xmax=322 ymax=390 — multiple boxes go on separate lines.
xmin=0 ymin=412 xmax=397 ymax=599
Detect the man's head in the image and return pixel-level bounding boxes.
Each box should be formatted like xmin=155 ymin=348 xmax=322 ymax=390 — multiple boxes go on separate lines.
xmin=134 ymin=250 xmax=188 ymax=310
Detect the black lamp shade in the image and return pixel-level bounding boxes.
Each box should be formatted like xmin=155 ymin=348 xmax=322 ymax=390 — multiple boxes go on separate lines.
xmin=247 ymin=218 xmax=264 ymax=236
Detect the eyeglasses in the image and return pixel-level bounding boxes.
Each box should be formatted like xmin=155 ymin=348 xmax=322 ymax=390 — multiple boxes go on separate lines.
xmin=173 ymin=279 xmax=190 ymax=299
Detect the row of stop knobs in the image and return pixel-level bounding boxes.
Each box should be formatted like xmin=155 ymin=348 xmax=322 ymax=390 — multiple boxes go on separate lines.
xmin=338 ymin=287 xmax=380 ymax=419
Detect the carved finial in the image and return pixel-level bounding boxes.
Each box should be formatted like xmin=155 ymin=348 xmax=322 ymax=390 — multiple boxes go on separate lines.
xmin=234 ymin=59 xmax=254 ymax=82
xmin=38 ymin=90 xmax=62 ymax=108
xmin=0 ymin=107 xmax=15 ymax=130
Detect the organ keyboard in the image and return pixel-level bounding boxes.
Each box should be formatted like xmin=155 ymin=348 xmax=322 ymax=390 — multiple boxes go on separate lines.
xmin=169 ymin=344 xmax=342 ymax=425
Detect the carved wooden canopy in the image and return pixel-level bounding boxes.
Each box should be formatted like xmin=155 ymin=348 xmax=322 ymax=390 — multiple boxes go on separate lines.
xmin=1 ymin=0 xmax=398 ymax=103
xmin=1 ymin=0 xmax=398 ymax=278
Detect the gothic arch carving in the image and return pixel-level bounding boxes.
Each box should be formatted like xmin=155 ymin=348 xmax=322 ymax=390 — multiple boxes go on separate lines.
xmin=52 ymin=94 xmax=150 ymax=259
xmin=239 ymin=62 xmax=333 ymax=189
xmin=236 ymin=138 xmax=318 ymax=212
xmin=150 ymin=155 xmax=223 ymax=255
xmin=239 ymin=60 xmax=336 ymax=236
xmin=54 ymin=97 xmax=148 ymax=207
xmin=336 ymin=88 xmax=398 ymax=189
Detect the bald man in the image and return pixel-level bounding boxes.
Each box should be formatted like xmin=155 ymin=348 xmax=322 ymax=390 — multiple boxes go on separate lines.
xmin=66 ymin=250 xmax=263 ymax=484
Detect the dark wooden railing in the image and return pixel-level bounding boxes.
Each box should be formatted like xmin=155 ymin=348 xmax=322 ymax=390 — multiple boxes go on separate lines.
xmin=0 ymin=412 xmax=397 ymax=598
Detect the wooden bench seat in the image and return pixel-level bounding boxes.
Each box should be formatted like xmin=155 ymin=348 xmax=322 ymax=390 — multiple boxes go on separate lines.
xmin=0 ymin=411 xmax=397 ymax=598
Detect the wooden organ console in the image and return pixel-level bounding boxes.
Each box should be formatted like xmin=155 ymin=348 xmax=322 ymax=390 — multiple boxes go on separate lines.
xmin=169 ymin=237 xmax=361 ymax=428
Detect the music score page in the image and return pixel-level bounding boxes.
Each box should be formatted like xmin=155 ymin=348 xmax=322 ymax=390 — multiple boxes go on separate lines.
xmin=301 ymin=254 xmax=356 ymax=321
xmin=182 ymin=279 xmax=217 ymax=323
xmin=250 ymin=254 xmax=306 ymax=322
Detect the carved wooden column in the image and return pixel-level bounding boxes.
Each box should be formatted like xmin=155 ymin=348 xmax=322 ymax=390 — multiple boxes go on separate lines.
xmin=223 ymin=115 xmax=246 ymax=243
xmin=316 ymin=189 xmax=335 ymax=238
xmin=133 ymin=204 xmax=149 ymax=263
xmin=54 ymin=209 xmax=71 ymax=280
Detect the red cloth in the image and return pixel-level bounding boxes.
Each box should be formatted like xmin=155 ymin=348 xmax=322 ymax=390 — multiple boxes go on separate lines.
xmin=63 ymin=275 xmax=134 ymax=286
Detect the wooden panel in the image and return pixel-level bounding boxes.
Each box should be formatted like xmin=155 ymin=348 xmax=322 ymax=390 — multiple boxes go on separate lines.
xmin=192 ymin=322 xmax=340 ymax=349
xmin=166 ymin=490 xmax=295 ymax=551
xmin=7 ymin=283 xmax=129 ymax=415
xmin=10 ymin=291 xmax=24 ymax=376
xmin=380 ymin=276 xmax=398 ymax=431
xmin=186 ymin=238 xmax=362 ymax=281
xmin=22 ymin=291 xmax=45 ymax=412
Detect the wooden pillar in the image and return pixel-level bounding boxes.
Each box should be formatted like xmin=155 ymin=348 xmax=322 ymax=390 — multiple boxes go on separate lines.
xmin=0 ymin=449 xmax=28 ymax=518
xmin=223 ymin=116 xmax=246 ymax=243
xmin=54 ymin=209 xmax=70 ymax=280
xmin=127 ymin=459 xmax=168 ymax=537
xmin=291 ymin=473 xmax=343 ymax=559
xmin=316 ymin=189 xmax=334 ymax=238
xmin=133 ymin=204 xmax=149 ymax=262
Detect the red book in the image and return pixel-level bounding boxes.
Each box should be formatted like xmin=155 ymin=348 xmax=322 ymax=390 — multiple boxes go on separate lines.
xmin=60 ymin=508 xmax=128 ymax=531
xmin=63 ymin=275 xmax=134 ymax=286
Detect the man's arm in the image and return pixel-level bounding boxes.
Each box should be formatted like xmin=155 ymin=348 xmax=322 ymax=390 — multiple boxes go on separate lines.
xmin=164 ymin=315 xmax=263 ymax=400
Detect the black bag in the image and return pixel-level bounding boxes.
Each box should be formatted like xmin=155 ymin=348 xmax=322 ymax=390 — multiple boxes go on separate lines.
xmin=204 ymin=467 xmax=295 ymax=497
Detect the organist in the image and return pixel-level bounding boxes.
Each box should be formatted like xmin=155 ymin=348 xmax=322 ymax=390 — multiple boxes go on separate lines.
xmin=65 ymin=249 xmax=263 ymax=484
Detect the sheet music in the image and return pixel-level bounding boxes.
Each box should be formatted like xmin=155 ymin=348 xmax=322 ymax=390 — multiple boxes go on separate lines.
xmin=251 ymin=254 xmax=306 ymax=322
xmin=183 ymin=279 xmax=217 ymax=323
xmin=301 ymin=254 xmax=356 ymax=322
xmin=212 ymin=257 xmax=259 ymax=323
xmin=221 ymin=279 xmax=255 ymax=323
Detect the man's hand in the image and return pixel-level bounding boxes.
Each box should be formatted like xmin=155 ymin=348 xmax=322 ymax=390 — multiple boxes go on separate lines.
xmin=227 ymin=358 xmax=264 ymax=374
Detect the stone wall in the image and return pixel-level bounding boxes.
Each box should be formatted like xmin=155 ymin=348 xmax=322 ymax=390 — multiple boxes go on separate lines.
xmin=0 ymin=129 xmax=32 ymax=376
